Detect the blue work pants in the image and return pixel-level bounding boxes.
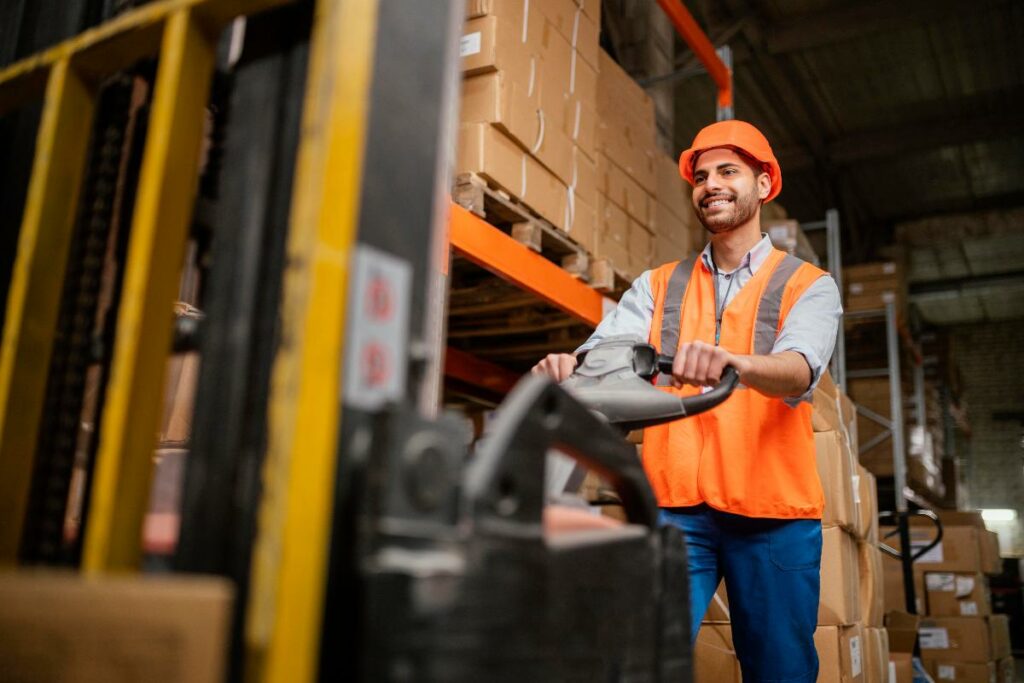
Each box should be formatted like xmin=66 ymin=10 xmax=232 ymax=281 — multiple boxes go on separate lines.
xmin=660 ymin=504 xmax=822 ymax=683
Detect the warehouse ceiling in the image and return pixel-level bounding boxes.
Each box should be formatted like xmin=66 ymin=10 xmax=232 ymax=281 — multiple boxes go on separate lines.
xmin=611 ymin=0 xmax=1024 ymax=325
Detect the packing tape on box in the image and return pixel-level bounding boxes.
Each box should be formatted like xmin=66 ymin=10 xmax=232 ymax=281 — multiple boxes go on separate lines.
xmin=572 ymin=99 xmax=582 ymax=139
xmin=713 ymin=592 xmax=730 ymax=620
xmin=522 ymin=0 xmax=530 ymax=43
xmin=531 ymin=109 xmax=546 ymax=155
xmin=569 ymin=8 xmax=581 ymax=94
xmin=520 ymin=154 xmax=528 ymax=198
xmin=563 ymin=151 xmax=579 ymax=231
xmin=528 ymin=56 xmax=537 ymax=97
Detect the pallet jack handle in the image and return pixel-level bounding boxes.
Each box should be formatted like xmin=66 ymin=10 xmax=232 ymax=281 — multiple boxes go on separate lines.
xmin=878 ymin=509 xmax=944 ymax=614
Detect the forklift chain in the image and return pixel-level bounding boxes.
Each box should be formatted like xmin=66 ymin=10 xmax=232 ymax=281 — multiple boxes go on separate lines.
xmin=20 ymin=75 xmax=135 ymax=565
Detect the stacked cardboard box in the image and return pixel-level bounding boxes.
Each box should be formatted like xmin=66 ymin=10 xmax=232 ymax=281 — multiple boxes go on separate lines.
xmin=879 ymin=511 xmax=1009 ymax=682
xmin=765 ymin=219 xmax=820 ymax=265
xmin=651 ymin=153 xmax=695 ymax=266
xmin=459 ymin=0 xmax=600 ymax=243
xmin=843 ymin=261 xmax=907 ymax=316
xmin=593 ymin=50 xmax=657 ymax=278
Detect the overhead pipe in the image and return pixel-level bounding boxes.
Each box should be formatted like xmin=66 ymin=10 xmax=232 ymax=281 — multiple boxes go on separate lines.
xmin=655 ymin=0 xmax=733 ymax=111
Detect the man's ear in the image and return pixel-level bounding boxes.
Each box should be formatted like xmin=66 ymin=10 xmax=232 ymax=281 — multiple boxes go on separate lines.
xmin=757 ymin=172 xmax=771 ymax=200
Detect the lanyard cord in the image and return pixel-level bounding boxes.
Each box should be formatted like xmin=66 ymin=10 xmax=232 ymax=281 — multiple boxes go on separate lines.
xmin=713 ymin=266 xmax=736 ymax=346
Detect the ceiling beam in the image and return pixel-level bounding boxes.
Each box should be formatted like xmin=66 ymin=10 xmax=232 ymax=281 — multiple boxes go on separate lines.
xmin=910 ymin=269 xmax=1024 ymax=301
xmin=765 ymin=0 xmax=1009 ymax=55
xmin=777 ymin=91 xmax=1024 ymax=172
xmin=883 ymin=189 xmax=1024 ymax=224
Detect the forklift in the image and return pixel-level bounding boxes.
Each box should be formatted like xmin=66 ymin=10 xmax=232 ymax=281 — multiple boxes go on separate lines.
xmin=0 ymin=1 xmax=748 ymax=681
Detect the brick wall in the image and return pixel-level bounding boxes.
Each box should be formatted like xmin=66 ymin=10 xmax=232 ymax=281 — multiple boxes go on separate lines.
xmin=952 ymin=321 xmax=1024 ymax=556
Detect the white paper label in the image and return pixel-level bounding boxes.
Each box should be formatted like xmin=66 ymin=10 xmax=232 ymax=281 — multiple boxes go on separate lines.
xmin=955 ymin=576 xmax=975 ymax=597
xmin=888 ymin=661 xmax=896 ymax=683
xmin=849 ymin=635 xmax=862 ymax=677
xmin=912 ymin=539 xmax=944 ymax=564
xmin=919 ymin=627 xmax=950 ymax=649
xmin=927 ymin=573 xmax=955 ymax=592
xmin=960 ymin=600 xmax=979 ymax=615
xmin=938 ymin=664 xmax=956 ymax=680
xmin=460 ymin=31 xmax=482 ymax=57
xmin=342 ymin=245 xmax=411 ymax=411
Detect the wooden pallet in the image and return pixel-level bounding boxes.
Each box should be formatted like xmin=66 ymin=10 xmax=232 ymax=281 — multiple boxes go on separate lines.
xmin=453 ymin=172 xmax=591 ymax=280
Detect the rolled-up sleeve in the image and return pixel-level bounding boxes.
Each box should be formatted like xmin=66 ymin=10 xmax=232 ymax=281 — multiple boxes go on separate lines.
xmin=772 ymin=275 xmax=843 ymax=406
xmin=575 ymin=271 xmax=655 ymax=353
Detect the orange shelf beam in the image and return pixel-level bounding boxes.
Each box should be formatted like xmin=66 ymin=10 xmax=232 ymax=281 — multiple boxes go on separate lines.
xmin=448 ymin=202 xmax=606 ymax=328
xmin=444 ymin=346 xmax=521 ymax=396
xmin=656 ymin=0 xmax=732 ymax=109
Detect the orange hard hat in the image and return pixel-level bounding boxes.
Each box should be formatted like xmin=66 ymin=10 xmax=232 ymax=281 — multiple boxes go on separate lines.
xmin=678 ymin=120 xmax=782 ymax=203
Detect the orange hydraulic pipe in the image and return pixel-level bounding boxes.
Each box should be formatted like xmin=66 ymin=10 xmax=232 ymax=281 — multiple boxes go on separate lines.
xmin=656 ymin=0 xmax=732 ymax=108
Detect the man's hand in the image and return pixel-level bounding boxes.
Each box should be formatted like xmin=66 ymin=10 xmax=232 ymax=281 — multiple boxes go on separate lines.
xmin=671 ymin=341 xmax=749 ymax=389
xmin=531 ymin=353 xmax=578 ymax=382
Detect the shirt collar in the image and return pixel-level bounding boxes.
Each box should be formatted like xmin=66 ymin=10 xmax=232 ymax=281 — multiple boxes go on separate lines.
xmin=700 ymin=233 xmax=774 ymax=275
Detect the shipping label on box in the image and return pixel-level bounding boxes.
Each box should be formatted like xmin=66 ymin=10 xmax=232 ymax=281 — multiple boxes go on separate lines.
xmin=925 ymin=573 xmax=991 ymax=617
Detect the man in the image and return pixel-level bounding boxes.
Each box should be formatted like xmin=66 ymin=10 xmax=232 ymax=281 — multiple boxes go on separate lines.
xmin=532 ymin=120 xmax=842 ymax=682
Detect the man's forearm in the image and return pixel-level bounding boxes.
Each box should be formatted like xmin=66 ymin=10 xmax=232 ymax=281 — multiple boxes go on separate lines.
xmin=732 ymin=350 xmax=811 ymax=398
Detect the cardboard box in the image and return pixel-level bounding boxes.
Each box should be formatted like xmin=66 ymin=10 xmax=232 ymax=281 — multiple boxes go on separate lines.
xmin=628 ymin=221 xmax=653 ymax=275
xmin=924 ymin=573 xmax=991 ymax=617
xmin=702 ymin=580 xmax=731 ymax=623
xmin=457 ymin=123 xmax=568 ymax=230
xmin=997 ymin=657 xmax=1014 ymax=683
xmin=766 ymin=219 xmax=819 ymax=264
xmin=654 ymin=152 xmax=691 ymax=223
xmin=858 ymin=541 xmax=885 ymax=628
xmin=879 ymin=523 xmax=983 ymax=573
xmin=815 ymin=430 xmax=857 ymax=532
xmin=596 ymin=50 xmax=656 ymax=188
xmin=0 ymin=572 xmax=232 ymax=683
xmin=160 ymin=351 xmax=200 ymax=445
xmin=595 ymin=192 xmax=629 ymax=266
xmin=567 ymin=194 xmax=597 ymax=253
xmin=886 ymin=611 xmax=919 ymax=683
xmin=461 ymin=72 xmax=575 ymax=186
xmin=820 ymin=526 xmax=861 ymax=625
xmin=812 ymin=382 xmax=842 ymax=433
xmin=855 ymin=465 xmax=878 ymax=544
xmin=596 ymin=152 xmax=653 ymax=226
xmin=918 ymin=616 xmax=1011 ymax=663
xmin=881 ymin=551 xmax=925 ymax=614
xmin=694 ymin=623 xmax=742 ymax=682
xmin=532 ymin=0 xmax=599 ymax=70
xmin=979 ymin=530 xmax=1001 ymax=575
xmin=923 ymin=659 xmax=997 ymax=682
xmin=653 ymin=201 xmax=693 ymax=256
xmin=461 ymin=13 xmax=541 ymax=86
xmin=863 ymin=627 xmax=890 ymax=683
xmin=814 ymin=623 xmax=865 ymax=682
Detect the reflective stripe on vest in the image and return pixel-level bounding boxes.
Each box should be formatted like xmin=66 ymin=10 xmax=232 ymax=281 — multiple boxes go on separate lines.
xmin=655 ymin=256 xmax=696 ymax=387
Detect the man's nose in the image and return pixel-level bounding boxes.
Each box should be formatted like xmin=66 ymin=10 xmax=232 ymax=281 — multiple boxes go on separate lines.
xmin=704 ymin=172 xmax=723 ymax=192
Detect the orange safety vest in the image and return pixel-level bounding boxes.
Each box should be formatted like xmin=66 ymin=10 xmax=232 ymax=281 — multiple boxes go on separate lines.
xmin=643 ymin=247 xmax=827 ymax=519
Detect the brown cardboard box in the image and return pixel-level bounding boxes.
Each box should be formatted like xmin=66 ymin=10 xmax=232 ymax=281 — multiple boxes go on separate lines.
xmin=596 ymin=50 xmax=656 ymax=188
xmin=458 ymin=123 xmax=568 ymax=230
xmin=997 ymin=657 xmax=1015 ymax=683
xmin=654 ymin=152 xmax=691 ymax=223
xmin=160 ymin=351 xmax=200 ymax=445
xmin=863 ymin=627 xmax=890 ymax=683
xmin=814 ymin=623 xmax=865 ymax=682
xmin=816 ymin=431 xmax=857 ymax=532
xmin=854 ymin=466 xmax=878 ymax=544
xmin=879 ymin=523 xmax=983 ymax=573
xmin=0 ymin=572 xmax=232 ymax=683
xmin=812 ymin=383 xmax=842 ymax=433
xmin=532 ymin=0 xmax=599 ymax=69
xmin=766 ymin=219 xmax=819 ymax=264
xmin=923 ymin=659 xmax=997 ymax=682
xmin=653 ymin=201 xmax=692 ymax=255
xmin=651 ymin=230 xmax=691 ymax=268
xmin=595 ymin=192 xmax=629 ymax=265
xmin=919 ymin=616 xmax=1011 ymax=663
xmin=979 ymin=530 xmax=1001 ymax=575
xmin=924 ymin=573 xmax=991 ymax=617
xmin=858 ymin=541 xmax=885 ymax=628
xmin=567 ymin=195 xmax=597 ymax=253
xmin=881 ymin=551 xmax=925 ymax=614
xmin=694 ymin=623 xmax=742 ymax=682
xmin=572 ymin=143 xmax=597 ymax=206
xmin=820 ymin=526 xmax=861 ymax=625
xmin=596 ymin=152 xmax=653 ymax=226
xmin=628 ymin=221 xmax=653 ymax=275
xmin=461 ymin=72 xmax=575 ymax=186
xmin=461 ymin=12 xmax=541 ymax=86
xmin=702 ymin=580 xmax=731 ymax=623
xmin=886 ymin=611 xmax=919 ymax=683
xmin=844 ymin=261 xmax=904 ymax=283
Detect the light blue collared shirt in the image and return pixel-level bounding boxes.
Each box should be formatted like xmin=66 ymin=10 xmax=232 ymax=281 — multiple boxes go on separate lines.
xmin=576 ymin=235 xmax=843 ymax=405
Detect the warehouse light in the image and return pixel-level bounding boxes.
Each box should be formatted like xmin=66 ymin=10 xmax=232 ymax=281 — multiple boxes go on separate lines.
xmin=981 ymin=509 xmax=1018 ymax=522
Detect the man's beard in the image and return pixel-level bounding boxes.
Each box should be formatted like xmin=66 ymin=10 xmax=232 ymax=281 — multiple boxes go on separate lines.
xmin=694 ymin=187 xmax=760 ymax=234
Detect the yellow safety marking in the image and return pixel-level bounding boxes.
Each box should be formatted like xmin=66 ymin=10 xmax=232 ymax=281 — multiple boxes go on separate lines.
xmin=0 ymin=60 xmax=97 ymax=562
xmin=82 ymin=7 xmax=215 ymax=572
xmin=0 ymin=0 xmax=294 ymax=116
xmin=244 ymin=0 xmax=379 ymax=680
